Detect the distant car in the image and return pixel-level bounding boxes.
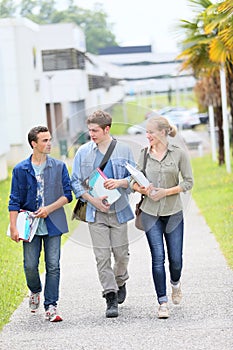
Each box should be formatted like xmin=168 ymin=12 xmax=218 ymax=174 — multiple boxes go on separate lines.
xmin=158 ymin=106 xmax=187 ymax=115
xmin=158 ymin=107 xmax=201 ymax=129
xmin=127 ymin=107 xmax=201 ymax=135
xmin=198 ymin=112 xmax=209 ymax=124
xmin=144 ymin=110 xmax=160 ymax=119
xmin=128 ymin=110 xmax=160 ymax=134
xmin=127 ymin=120 xmax=147 ymax=135
xmin=165 ymin=110 xmax=200 ymax=129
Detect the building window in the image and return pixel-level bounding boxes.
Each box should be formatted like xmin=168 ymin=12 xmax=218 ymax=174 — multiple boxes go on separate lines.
xmin=88 ymin=74 xmax=119 ymax=91
xmin=42 ymin=49 xmax=86 ymax=71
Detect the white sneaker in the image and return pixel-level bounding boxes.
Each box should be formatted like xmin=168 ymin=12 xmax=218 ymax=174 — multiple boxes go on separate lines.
xmin=45 ymin=305 xmax=63 ymax=322
xmin=157 ymin=303 xmax=169 ymax=319
xmin=29 ymin=292 xmax=40 ymax=313
xmin=171 ymin=283 xmax=182 ymax=305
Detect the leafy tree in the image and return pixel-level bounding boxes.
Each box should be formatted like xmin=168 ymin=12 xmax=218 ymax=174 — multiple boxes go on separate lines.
xmin=0 ymin=0 xmax=16 ymax=17
xmin=177 ymin=0 xmax=233 ymax=165
xmin=20 ymin=0 xmax=37 ymax=17
xmin=0 ymin=0 xmax=118 ymax=53
xmin=205 ymin=0 xmax=233 ymax=151
xmin=52 ymin=2 xmax=118 ymax=53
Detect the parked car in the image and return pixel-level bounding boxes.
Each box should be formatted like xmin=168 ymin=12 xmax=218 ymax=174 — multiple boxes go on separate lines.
xmin=165 ymin=110 xmax=201 ymax=129
xmin=198 ymin=112 xmax=209 ymax=124
xmin=127 ymin=120 xmax=147 ymax=135
xmin=158 ymin=106 xmax=187 ymax=115
xmin=144 ymin=110 xmax=160 ymax=119
xmin=127 ymin=107 xmax=201 ymax=135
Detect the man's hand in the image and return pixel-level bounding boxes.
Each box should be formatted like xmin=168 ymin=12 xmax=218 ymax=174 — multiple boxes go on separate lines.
xmin=104 ymin=179 xmax=119 ymax=190
xmin=10 ymin=228 xmax=20 ymax=243
xmin=34 ymin=207 xmax=49 ymax=218
xmin=92 ymin=196 xmax=111 ymax=212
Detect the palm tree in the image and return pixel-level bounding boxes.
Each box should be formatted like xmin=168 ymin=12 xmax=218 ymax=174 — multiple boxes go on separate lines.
xmin=177 ymin=0 xmax=226 ymax=164
xmin=178 ymin=0 xmax=233 ymax=165
xmin=205 ymin=0 xmax=233 ymax=151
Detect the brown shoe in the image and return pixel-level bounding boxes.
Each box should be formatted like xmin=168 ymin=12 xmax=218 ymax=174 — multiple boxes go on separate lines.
xmin=157 ymin=303 xmax=169 ymax=319
xmin=171 ymin=283 xmax=182 ymax=305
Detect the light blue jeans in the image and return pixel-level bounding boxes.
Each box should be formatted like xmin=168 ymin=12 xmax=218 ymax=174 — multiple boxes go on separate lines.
xmin=23 ymin=235 xmax=61 ymax=310
xmin=141 ymin=211 xmax=184 ymax=304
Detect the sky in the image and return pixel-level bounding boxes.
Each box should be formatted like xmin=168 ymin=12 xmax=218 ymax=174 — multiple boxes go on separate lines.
xmin=56 ymin=0 xmax=196 ymax=53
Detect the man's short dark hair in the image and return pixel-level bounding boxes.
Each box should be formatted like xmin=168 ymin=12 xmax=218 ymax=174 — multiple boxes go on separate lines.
xmin=87 ymin=110 xmax=112 ymax=130
xmin=28 ymin=126 xmax=49 ymax=148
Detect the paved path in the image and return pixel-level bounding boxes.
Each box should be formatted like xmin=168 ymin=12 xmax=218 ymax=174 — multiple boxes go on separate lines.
xmin=1 ymin=132 xmax=232 ymax=349
xmin=0 ymin=194 xmax=233 ymax=350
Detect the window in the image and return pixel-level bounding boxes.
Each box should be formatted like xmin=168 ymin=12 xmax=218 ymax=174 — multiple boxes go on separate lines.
xmin=42 ymin=49 xmax=86 ymax=71
xmin=88 ymin=74 xmax=119 ymax=91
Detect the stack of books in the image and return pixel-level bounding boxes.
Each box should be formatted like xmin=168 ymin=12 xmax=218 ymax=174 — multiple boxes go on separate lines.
xmin=7 ymin=211 xmax=39 ymax=242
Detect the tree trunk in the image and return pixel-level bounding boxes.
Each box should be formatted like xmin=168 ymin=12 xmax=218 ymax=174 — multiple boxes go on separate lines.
xmin=215 ymin=106 xmax=225 ymax=165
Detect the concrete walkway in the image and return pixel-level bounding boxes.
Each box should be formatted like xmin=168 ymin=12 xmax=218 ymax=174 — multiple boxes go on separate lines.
xmin=0 ymin=193 xmax=233 ymax=350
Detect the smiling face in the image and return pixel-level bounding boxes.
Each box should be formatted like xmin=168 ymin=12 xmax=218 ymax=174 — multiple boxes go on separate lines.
xmin=146 ymin=120 xmax=166 ymax=147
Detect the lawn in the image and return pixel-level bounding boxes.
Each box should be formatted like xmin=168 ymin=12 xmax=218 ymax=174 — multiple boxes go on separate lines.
xmin=0 ymin=172 xmax=27 ymax=330
xmin=191 ymin=155 xmax=233 ymax=269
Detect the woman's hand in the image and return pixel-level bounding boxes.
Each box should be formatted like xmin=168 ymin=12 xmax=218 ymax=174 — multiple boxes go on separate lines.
xmin=133 ymin=182 xmax=148 ymax=195
xmin=149 ymin=187 xmax=167 ymax=201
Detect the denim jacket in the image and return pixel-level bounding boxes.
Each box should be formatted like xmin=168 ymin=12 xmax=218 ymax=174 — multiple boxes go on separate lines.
xmin=71 ymin=140 xmax=135 ymax=223
xmin=8 ymin=155 xmax=73 ymax=236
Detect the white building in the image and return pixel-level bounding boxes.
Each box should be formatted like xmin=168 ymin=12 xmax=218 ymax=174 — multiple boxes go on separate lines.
xmin=39 ymin=22 xmax=124 ymax=143
xmin=0 ymin=19 xmax=124 ymax=169
xmin=0 ymin=18 xmax=45 ymax=166
xmin=98 ymin=45 xmax=195 ymax=96
xmin=0 ymin=19 xmax=196 ymax=174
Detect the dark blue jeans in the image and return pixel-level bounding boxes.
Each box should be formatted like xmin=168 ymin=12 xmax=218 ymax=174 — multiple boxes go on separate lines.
xmin=23 ymin=235 xmax=61 ymax=310
xmin=141 ymin=211 xmax=183 ymax=304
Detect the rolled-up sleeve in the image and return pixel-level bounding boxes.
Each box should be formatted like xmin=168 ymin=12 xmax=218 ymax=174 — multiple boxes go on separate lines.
xmin=179 ymin=151 xmax=194 ymax=192
xmin=71 ymin=147 xmax=92 ymax=198
xmin=62 ymin=164 xmax=73 ymax=202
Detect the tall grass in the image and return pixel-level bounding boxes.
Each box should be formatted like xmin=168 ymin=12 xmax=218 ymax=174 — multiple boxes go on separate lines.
xmin=0 ymin=172 xmax=27 ymax=330
xmin=191 ymin=155 xmax=233 ymax=269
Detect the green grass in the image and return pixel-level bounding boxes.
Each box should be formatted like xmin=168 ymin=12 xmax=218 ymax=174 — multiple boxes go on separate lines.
xmin=0 ymin=172 xmax=27 ymax=330
xmin=191 ymin=155 xmax=233 ymax=269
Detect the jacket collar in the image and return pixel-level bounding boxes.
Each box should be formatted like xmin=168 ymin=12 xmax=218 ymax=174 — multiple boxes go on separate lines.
xmin=21 ymin=155 xmax=51 ymax=170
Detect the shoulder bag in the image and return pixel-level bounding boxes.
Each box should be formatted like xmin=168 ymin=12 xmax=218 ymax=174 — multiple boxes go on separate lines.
xmin=135 ymin=147 xmax=148 ymax=230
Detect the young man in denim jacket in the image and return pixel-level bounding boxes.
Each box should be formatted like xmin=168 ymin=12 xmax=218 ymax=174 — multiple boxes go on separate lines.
xmin=71 ymin=110 xmax=135 ymax=318
xmin=8 ymin=126 xmax=72 ymax=322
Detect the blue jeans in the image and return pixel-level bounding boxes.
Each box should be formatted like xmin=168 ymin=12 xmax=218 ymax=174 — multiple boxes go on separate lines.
xmin=23 ymin=235 xmax=61 ymax=310
xmin=141 ymin=211 xmax=183 ymax=304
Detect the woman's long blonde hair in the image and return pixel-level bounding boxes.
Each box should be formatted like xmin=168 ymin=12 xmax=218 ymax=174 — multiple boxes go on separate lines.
xmin=146 ymin=116 xmax=177 ymax=137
